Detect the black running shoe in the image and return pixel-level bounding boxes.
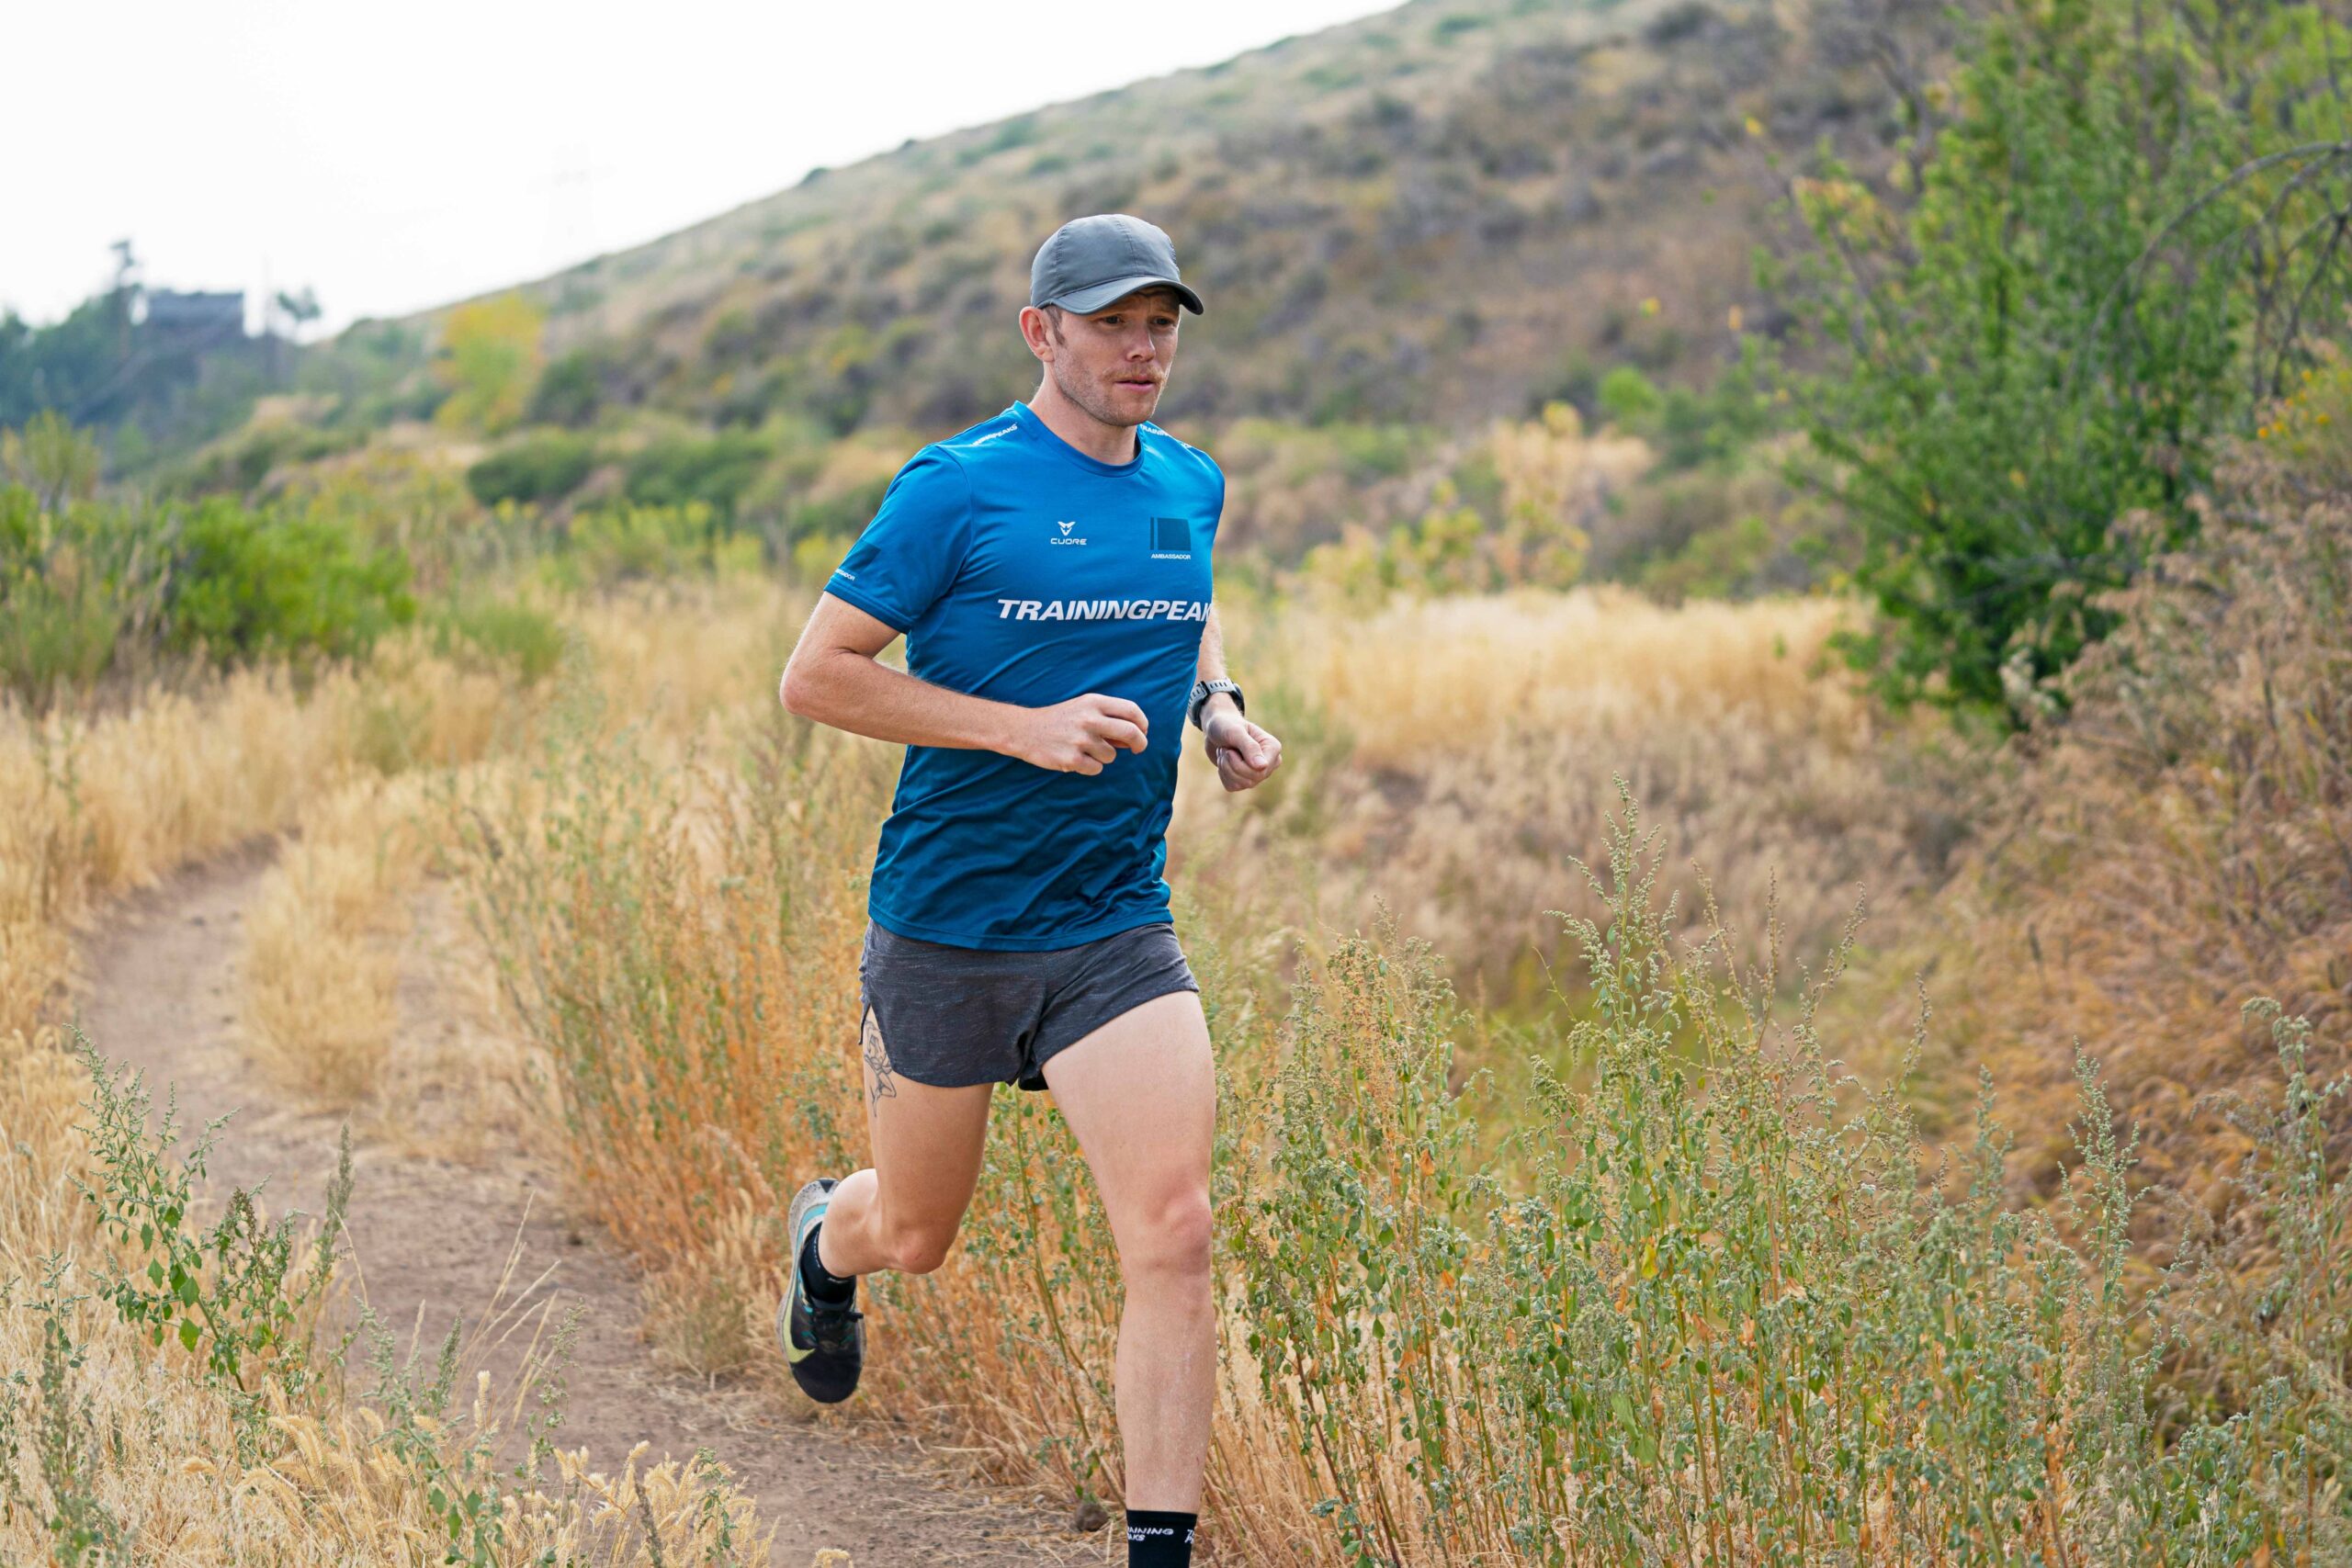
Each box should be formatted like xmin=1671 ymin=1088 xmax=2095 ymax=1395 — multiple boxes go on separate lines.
xmin=777 ymin=1177 xmax=864 ymax=1404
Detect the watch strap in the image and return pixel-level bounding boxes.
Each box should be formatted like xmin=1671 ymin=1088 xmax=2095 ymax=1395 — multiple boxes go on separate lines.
xmin=1188 ymin=678 xmax=1244 ymax=730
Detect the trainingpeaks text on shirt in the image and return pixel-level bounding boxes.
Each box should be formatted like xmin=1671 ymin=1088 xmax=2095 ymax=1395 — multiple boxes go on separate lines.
xmin=996 ymin=598 xmax=1212 ymax=622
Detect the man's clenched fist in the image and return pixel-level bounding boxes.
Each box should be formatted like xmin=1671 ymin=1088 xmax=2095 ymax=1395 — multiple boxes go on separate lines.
xmin=1203 ymin=708 xmax=1283 ymax=792
xmin=1014 ymin=693 xmax=1149 ymax=775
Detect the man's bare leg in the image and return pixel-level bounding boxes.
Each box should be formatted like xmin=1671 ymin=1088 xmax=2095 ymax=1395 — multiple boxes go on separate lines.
xmin=817 ymin=1006 xmax=995 ymax=1279
xmin=1040 ymin=989 xmax=1217 ymax=1513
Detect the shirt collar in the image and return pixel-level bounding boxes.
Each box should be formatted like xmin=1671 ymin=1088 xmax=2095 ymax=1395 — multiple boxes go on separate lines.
xmin=1007 ymin=400 xmax=1147 ymax=477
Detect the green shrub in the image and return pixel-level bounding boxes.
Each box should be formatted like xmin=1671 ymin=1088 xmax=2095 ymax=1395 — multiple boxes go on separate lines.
xmin=783 ymin=474 xmax=890 ymax=544
xmin=1596 ymin=364 xmax=1663 ymax=426
xmin=171 ymin=423 xmax=364 ymax=497
xmin=956 ymin=114 xmax=1039 ymax=166
xmin=1 ymin=1268 xmax=131 ymax=1564
xmin=621 ymin=432 xmax=769 ymax=516
xmin=1764 ymin=0 xmax=2255 ymax=716
xmin=1329 ymin=424 xmax=1422 ymax=482
xmin=524 ymin=346 xmax=608 ymax=428
xmin=0 ymin=591 xmax=128 ymax=700
xmin=787 ymin=530 xmax=850 ymax=585
xmin=0 ymin=487 xmax=142 ymax=703
xmin=0 ymin=411 xmax=103 ymax=507
xmin=433 ymin=294 xmax=545 ymax=437
xmin=427 ymin=596 xmax=570 ymax=683
xmin=70 ymin=1039 xmax=352 ymax=1462
xmin=169 ymin=497 xmax=415 ymax=663
xmin=547 ymin=502 xmax=763 ymax=589
xmin=0 ymin=479 xmax=175 ymax=705
xmin=464 ymin=431 xmax=596 ymax=507
xmin=1600 ymin=362 xmax=1779 ymax=473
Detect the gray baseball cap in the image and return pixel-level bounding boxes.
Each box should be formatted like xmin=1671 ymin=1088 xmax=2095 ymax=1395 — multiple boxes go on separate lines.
xmin=1029 ymin=213 xmax=1205 ymax=316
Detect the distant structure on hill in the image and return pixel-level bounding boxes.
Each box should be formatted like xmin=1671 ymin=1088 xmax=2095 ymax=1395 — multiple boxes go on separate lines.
xmin=141 ymin=289 xmax=247 ymax=341
xmin=2 ymin=246 xmax=317 ymax=456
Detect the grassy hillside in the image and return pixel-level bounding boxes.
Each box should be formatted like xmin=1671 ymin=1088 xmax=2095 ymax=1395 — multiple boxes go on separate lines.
xmin=345 ymin=0 xmax=1939 ymax=439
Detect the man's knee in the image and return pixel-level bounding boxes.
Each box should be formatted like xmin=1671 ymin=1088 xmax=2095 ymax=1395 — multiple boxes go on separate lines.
xmin=878 ymin=1213 xmax=961 ymax=1276
xmin=1122 ymin=1187 xmax=1214 ymax=1282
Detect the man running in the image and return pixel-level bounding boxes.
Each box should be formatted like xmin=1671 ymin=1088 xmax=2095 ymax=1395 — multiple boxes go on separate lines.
xmin=774 ymin=213 xmax=1281 ymax=1566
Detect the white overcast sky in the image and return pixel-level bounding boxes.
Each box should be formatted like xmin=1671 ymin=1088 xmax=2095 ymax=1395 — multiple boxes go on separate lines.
xmin=7 ymin=0 xmax=1394 ymax=334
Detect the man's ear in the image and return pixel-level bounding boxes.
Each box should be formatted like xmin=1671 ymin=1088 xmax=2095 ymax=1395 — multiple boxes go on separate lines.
xmin=1018 ymin=305 xmax=1057 ymax=364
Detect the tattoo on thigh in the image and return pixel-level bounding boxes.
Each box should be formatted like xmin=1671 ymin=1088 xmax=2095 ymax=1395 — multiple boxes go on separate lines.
xmin=862 ymin=1007 xmax=897 ymax=1108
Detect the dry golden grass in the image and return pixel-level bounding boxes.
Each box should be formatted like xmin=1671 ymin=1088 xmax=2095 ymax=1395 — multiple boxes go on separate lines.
xmin=428 ymin=581 xmax=2035 ymax=1562
xmin=562 ymin=579 xmax=807 ymax=746
xmin=240 ymin=774 xmax=433 ymax=1107
xmin=13 ymin=415 xmax=2335 ymax=1560
xmin=440 ymin=717 xmax=1326 ymax=1545
xmin=0 ymin=630 xmax=778 ymax=1565
xmin=0 ymin=570 xmax=2026 ymax=1562
xmin=1846 ymin=428 xmax=2352 ymax=1200
xmin=0 ymin=1224 xmax=772 ymax=1565
xmin=235 ymin=764 xmax=562 ymax=1159
xmin=240 ymin=579 xmax=814 ymax=1159
xmin=1175 ymin=586 xmax=1969 ymax=1003
xmin=1289 ymin=589 xmax=1854 ymax=763
xmin=414 ymin=538 xmax=2349 ymax=1562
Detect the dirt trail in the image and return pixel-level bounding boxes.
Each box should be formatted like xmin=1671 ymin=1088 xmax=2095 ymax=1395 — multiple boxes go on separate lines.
xmin=72 ymin=844 xmax=1102 ymax=1568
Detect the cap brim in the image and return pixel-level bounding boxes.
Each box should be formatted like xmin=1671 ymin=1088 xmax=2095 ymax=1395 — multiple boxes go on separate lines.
xmin=1044 ymin=274 xmax=1205 ymax=315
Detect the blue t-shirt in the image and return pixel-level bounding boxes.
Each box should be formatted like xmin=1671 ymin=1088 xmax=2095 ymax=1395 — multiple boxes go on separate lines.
xmin=822 ymin=400 xmax=1225 ymax=951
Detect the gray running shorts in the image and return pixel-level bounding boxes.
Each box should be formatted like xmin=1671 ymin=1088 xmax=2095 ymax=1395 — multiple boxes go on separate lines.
xmin=856 ymin=919 xmax=1200 ymax=1092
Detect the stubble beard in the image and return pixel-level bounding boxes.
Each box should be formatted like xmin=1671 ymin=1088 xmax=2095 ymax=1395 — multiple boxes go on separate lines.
xmin=1052 ymin=355 xmax=1160 ymax=430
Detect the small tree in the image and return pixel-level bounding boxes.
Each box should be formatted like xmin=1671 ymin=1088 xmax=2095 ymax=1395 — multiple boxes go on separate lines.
xmin=433 ymin=293 xmax=545 ymax=436
xmin=1761 ymin=0 xmax=2251 ymax=717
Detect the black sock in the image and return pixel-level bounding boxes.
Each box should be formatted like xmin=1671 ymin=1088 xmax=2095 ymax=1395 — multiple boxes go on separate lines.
xmin=1125 ymin=1509 xmax=1195 ymax=1566
xmin=798 ymin=1224 xmax=855 ymax=1305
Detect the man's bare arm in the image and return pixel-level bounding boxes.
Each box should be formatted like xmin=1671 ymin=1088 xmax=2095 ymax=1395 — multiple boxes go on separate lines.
xmin=780 ymin=592 xmax=1150 ymax=776
xmin=1193 ymin=603 xmax=1244 ymax=729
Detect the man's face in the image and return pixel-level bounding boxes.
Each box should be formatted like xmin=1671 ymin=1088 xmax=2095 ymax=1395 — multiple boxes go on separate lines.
xmin=1031 ymin=288 xmax=1182 ymax=427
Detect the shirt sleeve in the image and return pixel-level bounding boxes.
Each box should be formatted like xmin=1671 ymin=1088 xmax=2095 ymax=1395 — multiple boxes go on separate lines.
xmin=822 ymin=447 xmax=973 ymax=633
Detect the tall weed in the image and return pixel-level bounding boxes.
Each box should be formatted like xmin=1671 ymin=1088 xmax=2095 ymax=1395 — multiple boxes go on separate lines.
xmin=1230 ymin=795 xmax=2348 ymax=1562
